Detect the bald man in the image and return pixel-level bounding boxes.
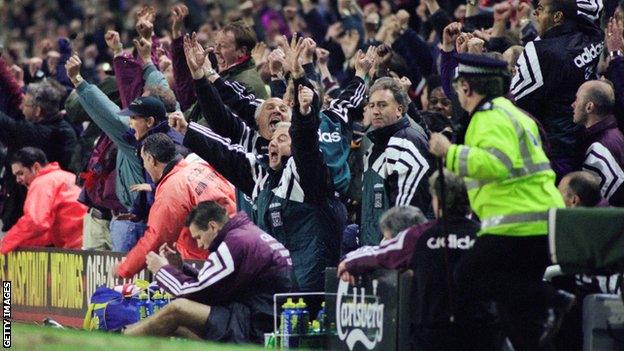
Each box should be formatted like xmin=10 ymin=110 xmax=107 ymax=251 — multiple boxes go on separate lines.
xmin=558 ymin=171 xmax=603 ymax=207
xmin=572 ymin=80 xmax=624 ymax=206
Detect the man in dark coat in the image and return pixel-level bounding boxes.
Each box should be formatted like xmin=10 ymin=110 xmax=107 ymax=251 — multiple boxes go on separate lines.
xmin=0 ymin=79 xmax=77 ymax=230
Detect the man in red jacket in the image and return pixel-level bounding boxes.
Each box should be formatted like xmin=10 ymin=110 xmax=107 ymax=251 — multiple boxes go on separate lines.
xmin=115 ymin=133 xmax=236 ymax=278
xmin=1 ymin=147 xmax=86 ymax=253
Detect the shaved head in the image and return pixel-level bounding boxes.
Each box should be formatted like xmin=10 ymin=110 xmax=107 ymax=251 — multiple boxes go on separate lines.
xmin=573 ymin=80 xmax=615 ymax=126
xmin=581 ymin=80 xmax=615 ymax=116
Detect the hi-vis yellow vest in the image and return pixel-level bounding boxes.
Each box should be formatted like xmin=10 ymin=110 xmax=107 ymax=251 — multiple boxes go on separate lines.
xmin=446 ymin=97 xmax=565 ymax=236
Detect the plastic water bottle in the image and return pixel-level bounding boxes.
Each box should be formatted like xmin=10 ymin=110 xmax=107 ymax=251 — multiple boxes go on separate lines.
xmin=137 ymin=292 xmax=150 ymax=319
xmin=296 ymin=298 xmax=310 ymax=336
xmin=316 ymin=301 xmax=327 ymax=332
xmin=280 ymin=298 xmax=298 ymax=348
xmin=152 ymin=291 xmax=166 ymax=314
xmin=163 ymin=292 xmax=173 ymax=305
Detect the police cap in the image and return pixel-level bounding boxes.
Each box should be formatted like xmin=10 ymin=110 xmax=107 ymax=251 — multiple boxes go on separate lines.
xmin=454 ymin=53 xmax=508 ymax=79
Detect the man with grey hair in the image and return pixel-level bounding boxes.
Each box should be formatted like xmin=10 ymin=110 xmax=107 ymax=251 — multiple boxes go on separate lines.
xmin=360 ymin=77 xmax=433 ymax=245
xmin=378 ymin=205 xmax=427 ymax=240
xmin=0 ymin=79 xmax=78 ymax=230
xmin=338 ymin=169 xmax=487 ymax=350
xmin=178 ymin=35 xmax=367 ymax=217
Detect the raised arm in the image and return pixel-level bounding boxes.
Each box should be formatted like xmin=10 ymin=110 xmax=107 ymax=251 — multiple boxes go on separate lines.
xmin=323 ymin=48 xmax=371 ymax=125
xmin=170 ymin=4 xmax=197 ymax=111
xmin=183 ymin=121 xmax=258 ymax=197
xmin=183 ymin=34 xmax=254 ymax=141
xmin=0 ymin=57 xmax=23 ymax=118
xmin=66 ymin=55 xmax=137 ymax=157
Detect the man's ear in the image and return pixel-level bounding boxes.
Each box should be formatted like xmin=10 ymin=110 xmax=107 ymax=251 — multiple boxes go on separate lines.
xmin=147 ymin=116 xmax=156 ymax=128
xmin=31 ymin=162 xmax=42 ymax=173
xmin=462 ymin=81 xmax=471 ymax=96
xmin=571 ymin=194 xmax=581 ymax=207
xmin=34 ymin=106 xmax=43 ymax=118
xmin=585 ymin=101 xmax=594 ymax=114
xmin=237 ymin=46 xmax=248 ymax=58
xmin=553 ymin=11 xmax=564 ymax=24
xmin=397 ymin=104 xmax=405 ymax=116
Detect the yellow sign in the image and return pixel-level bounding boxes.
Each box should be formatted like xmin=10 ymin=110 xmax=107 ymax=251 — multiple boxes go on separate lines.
xmin=50 ymin=253 xmax=84 ymax=309
xmin=7 ymin=251 xmax=48 ymax=307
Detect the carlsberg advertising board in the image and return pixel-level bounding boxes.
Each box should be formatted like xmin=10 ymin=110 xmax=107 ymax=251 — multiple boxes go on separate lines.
xmin=325 ymin=268 xmax=407 ymax=351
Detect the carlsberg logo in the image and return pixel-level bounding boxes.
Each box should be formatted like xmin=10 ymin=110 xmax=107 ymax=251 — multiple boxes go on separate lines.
xmin=336 ymin=279 xmax=384 ymax=350
xmin=573 ymin=42 xmax=604 ymax=68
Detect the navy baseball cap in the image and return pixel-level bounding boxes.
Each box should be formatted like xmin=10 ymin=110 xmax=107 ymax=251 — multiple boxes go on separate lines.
xmin=453 ymin=53 xmax=508 ymax=79
xmin=118 ymin=96 xmax=166 ymax=121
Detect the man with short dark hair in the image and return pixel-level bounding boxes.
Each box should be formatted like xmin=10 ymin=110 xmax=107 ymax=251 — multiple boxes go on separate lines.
xmin=361 ymin=77 xmax=433 ymax=245
xmin=511 ymin=0 xmax=604 ymax=179
xmin=67 ymin=55 xmax=187 ymax=252
xmin=558 ymin=171 xmax=603 ymax=207
xmin=572 ymin=80 xmax=624 ymax=206
xmin=124 ymin=201 xmax=292 ymax=343
xmin=430 ymin=53 xmax=571 ymax=349
xmin=115 ymin=133 xmax=236 ymax=278
xmin=214 ymin=22 xmax=268 ymax=98
xmin=1 ymin=147 xmax=86 ymax=253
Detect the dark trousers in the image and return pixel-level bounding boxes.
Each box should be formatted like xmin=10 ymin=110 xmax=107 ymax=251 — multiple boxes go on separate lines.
xmin=454 ymin=234 xmax=558 ymax=351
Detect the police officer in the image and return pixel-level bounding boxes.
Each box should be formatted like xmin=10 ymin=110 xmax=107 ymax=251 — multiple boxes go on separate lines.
xmin=429 ymin=53 xmax=574 ymax=350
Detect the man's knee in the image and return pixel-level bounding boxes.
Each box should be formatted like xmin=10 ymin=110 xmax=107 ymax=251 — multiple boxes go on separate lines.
xmin=160 ymin=298 xmax=210 ymax=319
xmin=155 ymin=298 xmax=189 ymax=321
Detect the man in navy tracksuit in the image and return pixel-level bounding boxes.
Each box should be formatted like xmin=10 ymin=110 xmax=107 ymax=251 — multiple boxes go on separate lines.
xmin=510 ymin=0 xmax=604 ymax=179
xmin=124 ymin=201 xmax=292 ymax=343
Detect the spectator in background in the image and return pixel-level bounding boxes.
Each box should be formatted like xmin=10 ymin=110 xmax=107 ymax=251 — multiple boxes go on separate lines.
xmin=572 ymin=80 xmax=624 ymax=206
xmin=605 ymin=15 xmax=624 ymax=128
xmin=124 ymin=201 xmax=292 ymax=343
xmin=115 ymin=133 xmax=236 ymax=278
xmin=1 ymin=147 xmax=85 ymax=254
xmin=378 ymin=205 xmax=428 ymax=240
xmin=361 ymin=77 xmax=433 ymax=246
xmin=214 ymin=22 xmax=268 ymax=99
xmin=558 ymin=171 xmax=603 ymax=207
xmin=0 ymin=76 xmax=78 ymax=231
xmin=510 ymin=0 xmax=604 ymax=179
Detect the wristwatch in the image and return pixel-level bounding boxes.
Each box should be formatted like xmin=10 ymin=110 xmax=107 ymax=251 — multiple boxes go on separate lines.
xmin=73 ymin=74 xmax=84 ymax=86
xmin=610 ymin=50 xmax=623 ymax=59
xmin=205 ymin=67 xmax=218 ymax=77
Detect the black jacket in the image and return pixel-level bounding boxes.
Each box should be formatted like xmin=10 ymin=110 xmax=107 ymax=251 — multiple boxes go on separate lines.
xmin=0 ymin=111 xmax=78 ymax=169
xmin=511 ymin=19 xmax=603 ymax=158
xmin=0 ymin=111 xmax=78 ymax=230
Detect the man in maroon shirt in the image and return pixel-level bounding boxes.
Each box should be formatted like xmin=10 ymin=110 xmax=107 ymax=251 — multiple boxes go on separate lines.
xmin=123 ymin=201 xmax=292 ymax=343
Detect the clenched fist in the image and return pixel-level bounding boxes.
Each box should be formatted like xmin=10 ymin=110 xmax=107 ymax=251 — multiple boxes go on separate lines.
xmin=298 ymin=85 xmax=314 ymax=115
xmin=65 ymin=55 xmax=83 ymax=86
